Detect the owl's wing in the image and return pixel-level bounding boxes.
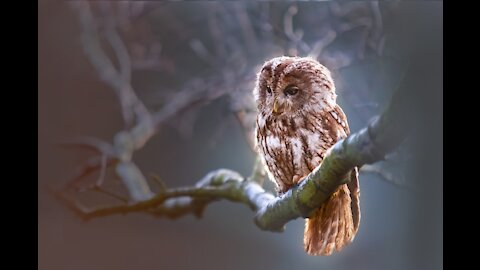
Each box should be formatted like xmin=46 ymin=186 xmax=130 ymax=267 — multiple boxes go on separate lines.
xmin=332 ymin=105 xmax=361 ymax=233
xmin=348 ymin=167 xmax=361 ymax=234
xmin=330 ymin=105 xmax=350 ymax=135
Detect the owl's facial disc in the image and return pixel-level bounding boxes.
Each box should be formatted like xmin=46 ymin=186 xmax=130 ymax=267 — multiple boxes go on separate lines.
xmin=272 ymin=85 xmax=300 ymax=115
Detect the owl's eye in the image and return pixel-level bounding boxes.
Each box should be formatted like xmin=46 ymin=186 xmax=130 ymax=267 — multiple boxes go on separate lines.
xmin=266 ymin=86 xmax=272 ymax=94
xmin=284 ymin=86 xmax=299 ymax=96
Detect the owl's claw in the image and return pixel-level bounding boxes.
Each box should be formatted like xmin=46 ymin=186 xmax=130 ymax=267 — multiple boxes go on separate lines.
xmin=292 ymin=174 xmax=307 ymax=185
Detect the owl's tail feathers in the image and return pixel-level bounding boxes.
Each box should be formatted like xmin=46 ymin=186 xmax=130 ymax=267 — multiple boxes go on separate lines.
xmin=303 ymin=182 xmax=359 ymax=256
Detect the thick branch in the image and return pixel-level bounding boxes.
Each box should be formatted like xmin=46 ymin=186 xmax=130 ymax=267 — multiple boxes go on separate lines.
xmin=255 ymin=82 xmax=413 ymax=231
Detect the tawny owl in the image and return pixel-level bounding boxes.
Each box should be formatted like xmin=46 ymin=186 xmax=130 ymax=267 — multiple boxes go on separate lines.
xmin=253 ymin=56 xmax=360 ymax=256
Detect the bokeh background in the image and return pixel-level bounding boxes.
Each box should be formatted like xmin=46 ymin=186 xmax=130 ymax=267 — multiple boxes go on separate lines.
xmin=39 ymin=1 xmax=442 ymax=270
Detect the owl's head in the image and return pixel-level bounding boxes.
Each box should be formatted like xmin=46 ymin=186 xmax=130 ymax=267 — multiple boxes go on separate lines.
xmin=253 ymin=56 xmax=337 ymax=118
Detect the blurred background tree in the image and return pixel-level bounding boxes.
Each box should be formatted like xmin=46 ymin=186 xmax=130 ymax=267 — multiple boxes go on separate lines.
xmin=39 ymin=1 xmax=442 ymax=270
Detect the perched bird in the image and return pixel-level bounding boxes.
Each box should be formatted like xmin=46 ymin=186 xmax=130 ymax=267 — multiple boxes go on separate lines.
xmin=253 ymin=56 xmax=360 ymax=255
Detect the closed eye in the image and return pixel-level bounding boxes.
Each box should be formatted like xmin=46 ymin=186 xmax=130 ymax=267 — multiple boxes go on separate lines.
xmin=284 ymin=86 xmax=299 ymax=96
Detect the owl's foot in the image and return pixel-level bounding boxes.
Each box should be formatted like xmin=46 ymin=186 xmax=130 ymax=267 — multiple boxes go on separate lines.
xmin=292 ymin=174 xmax=307 ymax=185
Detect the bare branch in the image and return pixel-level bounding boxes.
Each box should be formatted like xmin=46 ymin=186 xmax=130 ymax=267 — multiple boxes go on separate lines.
xmin=54 ymin=169 xmax=274 ymax=221
xmin=64 ymin=156 xmax=116 ymax=190
xmin=59 ymin=137 xmax=114 ymax=156
xmin=207 ymin=5 xmax=227 ymax=58
xmin=369 ymin=1 xmax=384 ymax=55
xmin=91 ymin=186 xmax=128 ymax=203
xmin=99 ymin=2 xmax=132 ymax=83
xmin=67 ymin=1 xmax=158 ymax=203
xmin=151 ymin=75 xmax=230 ymax=128
xmin=189 ymin=38 xmax=216 ymax=66
xmin=147 ymin=197 xmax=211 ymax=219
xmin=283 ymin=4 xmax=310 ymax=54
xmin=233 ymin=2 xmax=258 ymax=52
xmin=234 ymin=110 xmax=257 ymax=152
xmin=249 ymin=156 xmax=266 ymax=186
xmin=307 ymin=30 xmax=336 ymax=60
xmin=96 ymin=153 xmax=108 ymax=187
xmin=360 ymin=164 xmax=413 ymax=191
xmin=70 ymin=0 xmax=150 ymax=127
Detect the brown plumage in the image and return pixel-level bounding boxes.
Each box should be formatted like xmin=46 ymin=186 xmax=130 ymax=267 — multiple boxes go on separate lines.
xmin=253 ymin=56 xmax=360 ymax=255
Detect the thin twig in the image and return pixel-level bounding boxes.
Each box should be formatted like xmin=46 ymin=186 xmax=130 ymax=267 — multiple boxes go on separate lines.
xmin=360 ymin=164 xmax=413 ymax=191
xmin=92 ymin=186 xmax=129 ymax=203
xmin=64 ymin=156 xmax=116 ymax=190
xmin=58 ymin=137 xmax=114 ymax=155
xmin=96 ymin=154 xmax=108 ymax=187
xmin=249 ymin=156 xmax=266 ymax=186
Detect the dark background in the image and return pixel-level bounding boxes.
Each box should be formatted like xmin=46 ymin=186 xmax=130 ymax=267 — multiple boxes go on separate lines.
xmin=39 ymin=1 xmax=442 ymax=270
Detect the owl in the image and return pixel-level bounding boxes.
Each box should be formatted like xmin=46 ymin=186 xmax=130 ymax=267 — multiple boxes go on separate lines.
xmin=253 ymin=56 xmax=360 ymax=256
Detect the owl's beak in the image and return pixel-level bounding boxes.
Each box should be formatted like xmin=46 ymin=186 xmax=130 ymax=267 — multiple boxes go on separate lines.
xmin=273 ymin=99 xmax=284 ymax=114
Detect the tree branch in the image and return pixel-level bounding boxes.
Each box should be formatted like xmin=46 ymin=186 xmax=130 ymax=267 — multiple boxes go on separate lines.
xmin=53 ymin=169 xmax=274 ymax=221
xmin=360 ymin=164 xmax=413 ymax=191
xmin=255 ymin=87 xmax=410 ymax=231
xmin=55 ymin=75 xmax=413 ymax=231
